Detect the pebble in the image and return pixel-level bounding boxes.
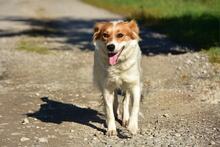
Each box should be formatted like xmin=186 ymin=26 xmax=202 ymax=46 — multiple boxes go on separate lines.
xmin=162 ymin=114 xmax=169 ymax=118
xmin=201 ymin=97 xmax=207 ymax=102
xmin=177 ymin=67 xmax=182 ymax=71
xmin=148 ymin=53 xmax=154 ymax=56
xmin=175 ymin=133 xmax=181 ymax=137
xmin=21 ymin=118 xmax=29 ymax=124
xmin=202 ymin=70 xmax=207 ymax=74
xmin=11 ymin=132 xmax=22 ymax=136
xmin=186 ymin=59 xmax=193 ymax=65
xmin=48 ymin=135 xmax=56 ymax=138
xmin=195 ymin=54 xmax=200 ymax=59
xmin=70 ymin=129 xmax=74 ymax=133
xmin=20 ymin=137 xmax=30 ymax=142
xmin=38 ymin=137 xmax=48 ymax=143
xmin=209 ymin=141 xmax=215 ymax=145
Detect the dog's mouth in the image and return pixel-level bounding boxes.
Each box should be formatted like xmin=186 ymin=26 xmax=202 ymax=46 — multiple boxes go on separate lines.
xmin=108 ymin=46 xmax=125 ymax=66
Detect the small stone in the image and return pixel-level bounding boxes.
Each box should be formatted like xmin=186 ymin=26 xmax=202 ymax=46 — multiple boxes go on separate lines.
xmin=140 ymin=129 xmax=145 ymax=135
xmin=70 ymin=129 xmax=74 ymax=133
xmin=195 ymin=55 xmax=200 ymax=59
xmin=201 ymin=97 xmax=207 ymax=102
xmin=148 ymin=52 xmax=154 ymax=56
xmin=84 ymin=138 xmax=88 ymax=141
xmin=175 ymin=133 xmax=181 ymax=137
xmin=202 ymin=70 xmax=207 ymax=74
xmin=177 ymin=67 xmax=182 ymax=71
xmin=48 ymin=135 xmax=56 ymax=138
xmin=36 ymin=93 xmax=40 ymax=96
xmin=209 ymin=141 xmax=215 ymax=145
xmin=38 ymin=137 xmax=48 ymax=143
xmin=21 ymin=118 xmax=29 ymax=124
xmin=27 ymin=110 xmax=33 ymax=113
xmin=162 ymin=114 xmax=169 ymax=118
xmin=20 ymin=137 xmax=30 ymax=142
xmin=12 ymin=132 xmax=21 ymax=136
xmin=186 ymin=59 xmax=193 ymax=65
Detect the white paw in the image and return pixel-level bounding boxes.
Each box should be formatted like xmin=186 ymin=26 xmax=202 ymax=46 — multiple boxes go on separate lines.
xmin=127 ymin=122 xmax=138 ymax=134
xmin=106 ymin=129 xmax=117 ymax=136
xmin=122 ymin=120 xmax=129 ymax=127
xmin=115 ymin=112 xmax=122 ymax=121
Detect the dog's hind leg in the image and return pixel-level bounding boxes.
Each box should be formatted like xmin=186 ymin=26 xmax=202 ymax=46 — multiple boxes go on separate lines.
xmin=113 ymin=91 xmax=122 ymax=121
xmin=122 ymin=92 xmax=130 ymax=127
xmin=103 ymin=90 xmax=117 ymax=136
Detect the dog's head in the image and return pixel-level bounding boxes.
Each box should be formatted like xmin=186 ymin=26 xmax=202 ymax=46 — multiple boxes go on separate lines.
xmin=93 ymin=20 xmax=140 ymax=65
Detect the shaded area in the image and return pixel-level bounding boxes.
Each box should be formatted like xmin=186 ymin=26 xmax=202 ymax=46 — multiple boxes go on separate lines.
xmin=138 ymin=13 xmax=220 ymax=50
xmin=27 ymin=97 xmax=105 ymax=133
xmin=0 ymin=16 xmax=97 ymax=50
xmin=0 ymin=16 xmax=191 ymax=55
xmin=26 ymin=97 xmax=131 ymax=138
xmin=139 ymin=28 xmax=189 ymax=55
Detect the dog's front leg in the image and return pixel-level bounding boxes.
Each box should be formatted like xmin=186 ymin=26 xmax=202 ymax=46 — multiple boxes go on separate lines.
xmin=103 ymin=90 xmax=117 ymax=136
xmin=127 ymin=85 xmax=141 ymax=134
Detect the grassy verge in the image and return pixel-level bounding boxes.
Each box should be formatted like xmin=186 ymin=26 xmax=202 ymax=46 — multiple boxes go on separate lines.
xmin=16 ymin=37 xmax=50 ymax=54
xmin=83 ymin=0 xmax=220 ymax=63
xmin=205 ymin=47 xmax=220 ymax=63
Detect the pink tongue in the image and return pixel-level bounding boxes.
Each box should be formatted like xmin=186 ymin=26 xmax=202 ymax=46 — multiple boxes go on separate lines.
xmin=108 ymin=53 xmax=119 ymax=65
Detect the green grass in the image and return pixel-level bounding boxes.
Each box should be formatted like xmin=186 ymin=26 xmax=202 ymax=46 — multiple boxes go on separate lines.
xmin=84 ymin=0 xmax=220 ymax=17
xmin=16 ymin=38 xmax=50 ymax=54
xmin=205 ymin=47 xmax=220 ymax=63
xmin=83 ymin=0 xmax=220 ymax=63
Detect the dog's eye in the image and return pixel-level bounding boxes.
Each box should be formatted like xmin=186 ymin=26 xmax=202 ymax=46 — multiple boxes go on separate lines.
xmin=103 ymin=33 xmax=109 ymax=38
xmin=117 ymin=33 xmax=124 ymax=38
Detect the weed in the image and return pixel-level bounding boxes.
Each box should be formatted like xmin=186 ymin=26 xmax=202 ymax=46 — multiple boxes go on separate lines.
xmin=16 ymin=38 xmax=50 ymax=54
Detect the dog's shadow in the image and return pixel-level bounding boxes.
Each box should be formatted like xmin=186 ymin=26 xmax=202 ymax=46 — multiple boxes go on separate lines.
xmin=26 ymin=97 xmax=105 ymax=133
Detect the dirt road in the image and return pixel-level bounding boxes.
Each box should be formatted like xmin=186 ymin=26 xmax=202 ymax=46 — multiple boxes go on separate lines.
xmin=0 ymin=0 xmax=219 ymax=146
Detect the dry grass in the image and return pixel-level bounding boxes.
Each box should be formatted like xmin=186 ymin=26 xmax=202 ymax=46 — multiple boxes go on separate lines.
xmin=16 ymin=37 xmax=50 ymax=54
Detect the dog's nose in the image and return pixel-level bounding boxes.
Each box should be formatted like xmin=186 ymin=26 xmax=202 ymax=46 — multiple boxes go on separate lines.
xmin=107 ymin=44 xmax=115 ymax=52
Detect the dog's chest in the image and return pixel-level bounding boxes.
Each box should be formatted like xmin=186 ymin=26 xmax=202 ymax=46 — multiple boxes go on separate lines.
xmin=107 ymin=71 xmax=123 ymax=87
xmin=106 ymin=66 xmax=132 ymax=88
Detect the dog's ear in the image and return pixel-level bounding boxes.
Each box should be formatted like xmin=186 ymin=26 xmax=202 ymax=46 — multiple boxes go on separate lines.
xmin=129 ymin=20 xmax=141 ymax=40
xmin=93 ymin=22 xmax=104 ymax=40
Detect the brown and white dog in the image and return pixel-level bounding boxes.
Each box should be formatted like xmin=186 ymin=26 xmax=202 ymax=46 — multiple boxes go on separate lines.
xmin=93 ymin=20 xmax=142 ymax=136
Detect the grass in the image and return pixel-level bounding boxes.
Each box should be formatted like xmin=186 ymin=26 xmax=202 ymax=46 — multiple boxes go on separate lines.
xmin=205 ymin=47 xmax=220 ymax=63
xmin=16 ymin=38 xmax=50 ymax=54
xmin=83 ymin=0 xmax=220 ymax=63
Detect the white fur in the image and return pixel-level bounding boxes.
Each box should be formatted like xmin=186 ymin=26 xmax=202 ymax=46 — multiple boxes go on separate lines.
xmin=93 ymin=28 xmax=142 ymax=135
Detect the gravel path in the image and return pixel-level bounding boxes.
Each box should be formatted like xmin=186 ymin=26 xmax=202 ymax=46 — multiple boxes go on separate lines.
xmin=0 ymin=0 xmax=219 ymax=147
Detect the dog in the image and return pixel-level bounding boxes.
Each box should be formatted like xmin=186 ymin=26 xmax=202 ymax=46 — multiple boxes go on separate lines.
xmin=93 ymin=20 xmax=142 ymax=136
